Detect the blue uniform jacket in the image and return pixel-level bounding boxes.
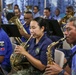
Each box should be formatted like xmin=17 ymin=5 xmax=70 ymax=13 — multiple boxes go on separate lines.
xmin=21 ymin=24 xmax=30 ymax=42
xmin=71 ymin=45 xmax=76 ymax=75
xmin=27 ymin=34 xmax=53 ymax=65
xmin=0 ymin=28 xmax=13 ymax=67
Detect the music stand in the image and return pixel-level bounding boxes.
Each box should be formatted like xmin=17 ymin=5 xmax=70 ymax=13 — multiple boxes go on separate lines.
xmin=46 ymin=19 xmax=64 ymax=37
xmin=1 ymin=24 xmax=21 ymax=37
xmin=6 ymin=12 xmax=15 ymax=21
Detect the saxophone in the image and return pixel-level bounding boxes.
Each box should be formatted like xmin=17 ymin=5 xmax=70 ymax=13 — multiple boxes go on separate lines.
xmin=10 ymin=35 xmax=33 ymax=71
xmin=43 ymin=38 xmax=65 ymax=75
xmin=47 ymin=38 xmax=65 ymax=65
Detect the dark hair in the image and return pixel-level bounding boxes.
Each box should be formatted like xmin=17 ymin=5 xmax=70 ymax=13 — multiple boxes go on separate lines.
xmin=44 ymin=7 xmax=51 ymax=12
xmin=66 ymin=6 xmax=74 ymax=11
xmin=25 ymin=11 xmax=32 ymax=14
xmin=32 ymin=17 xmax=48 ymax=32
xmin=55 ymin=8 xmax=60 ymax=13
xmin=24 ymin=11 xmax=33 ymax=18
xmin=67 ymin=17 xmax=76 ymax=27
xmin=33 ymin=6 xmax=39 ymax=11
xmin=14 ymin=4 xmax=19 ymax=8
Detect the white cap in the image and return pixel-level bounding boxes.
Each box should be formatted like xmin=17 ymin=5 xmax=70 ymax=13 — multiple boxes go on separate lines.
xmin=5 ymin=0 xmax=15 ymax=5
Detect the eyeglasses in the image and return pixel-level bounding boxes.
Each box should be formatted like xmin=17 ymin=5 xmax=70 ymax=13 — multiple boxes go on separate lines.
xmin=63 ymin=26 xmax=73 ymax=32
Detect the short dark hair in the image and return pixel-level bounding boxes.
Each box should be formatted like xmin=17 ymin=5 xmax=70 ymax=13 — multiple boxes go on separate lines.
xmin=33 ymin=6 xmax=39 ymax=11
xmin=24 ymin=11 xmax=33 ymax=18
xmin=44 ymin=7 xmax=51 ymax=12
xmin=55 ymin=8 xmax=60 ymax=13
xmin=14 ymin=4 xmax=19 ymax=8
xmin=66 ymin=6 xmax=74 ymax=11
xmin=25 ymin=11 xmax=32 ymax=14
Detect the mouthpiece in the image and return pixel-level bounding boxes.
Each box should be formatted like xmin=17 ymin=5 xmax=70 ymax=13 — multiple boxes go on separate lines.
xmin=59 ymin=37 xmax=66 ymax=43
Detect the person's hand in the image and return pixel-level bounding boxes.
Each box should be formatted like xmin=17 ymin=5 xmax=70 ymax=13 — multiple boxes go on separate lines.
xmin=45 ymin=63 xmax=63 ymax=75
xmin=14 ymin=45 xmax=27 ymax=55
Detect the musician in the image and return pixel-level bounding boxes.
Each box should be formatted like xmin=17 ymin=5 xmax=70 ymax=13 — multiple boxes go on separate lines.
xmin=45 ymin=17 xmax=76 ymax=75
xmin=14 ymin=17 xmax=53 ymax=75
xmin=0 ymin=24 xmax=13 ymax=74
xmin=14 ymin=8 xmax=24 ymax=25
xmin=59 ymin=6 xmax=74 ymax=27
xmin=53 ymin=8 xmax=61 ymax=22
xmin=33 ymin=6 xmax=41 ymax=18
xmin=43 ymin=7 xmax=53 ymax=19
xmin=19 ymin=11 xmax=33 ymax=42
xmin=66 ymin=6 xmax=74 ymax=16
xmin=14 ymin=4 xmax=19 ymax=10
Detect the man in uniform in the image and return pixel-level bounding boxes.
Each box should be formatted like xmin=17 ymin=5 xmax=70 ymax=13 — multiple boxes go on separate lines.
xmin=19 ymin=11 xmax=33 ymax=42
xmin=45 ymin=17 xmax=76 ymax=75
xmin=0 ymin=24 xmax=13 ymax=74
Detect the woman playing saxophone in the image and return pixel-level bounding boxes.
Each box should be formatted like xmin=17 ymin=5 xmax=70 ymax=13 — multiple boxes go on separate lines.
xmin=14 ymin=17 xmax=53 ymax=75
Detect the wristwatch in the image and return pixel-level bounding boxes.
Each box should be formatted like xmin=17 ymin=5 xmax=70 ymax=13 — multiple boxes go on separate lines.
xmin=58 ymin=69 xmax=65 ymax=75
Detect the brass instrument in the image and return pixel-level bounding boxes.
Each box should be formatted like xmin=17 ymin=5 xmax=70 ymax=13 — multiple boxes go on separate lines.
xmin=59 ymin=12 xmax=74 ymax=25
xmin=43 ymin=38 xmax=65 ymax=75
xmin=9 ymin=16 xmax=27 ymax=34
xmin=47 ymin=38 xmax=65 ymax=65
xmin=9 ymin=16 xmax=30 ymax=71
xmin=9 ymin=16 xmax=28 ymax=45
xmin=10 ymin=35 xmax=33 ymax=71
xmin=25 ymin=5 xmax=32 ymax=12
